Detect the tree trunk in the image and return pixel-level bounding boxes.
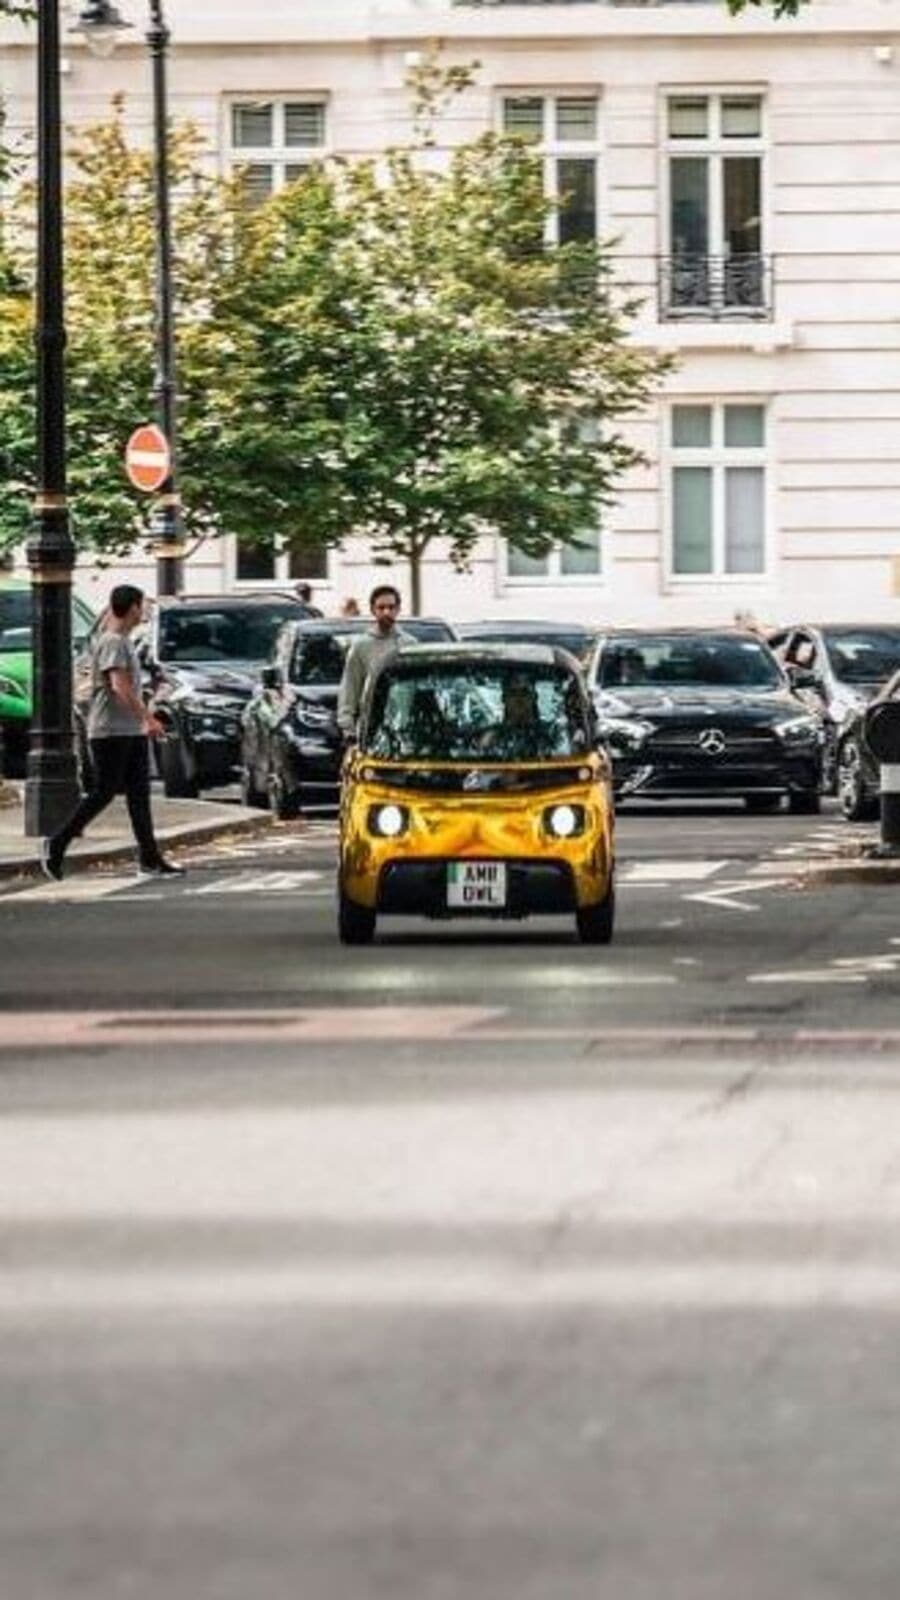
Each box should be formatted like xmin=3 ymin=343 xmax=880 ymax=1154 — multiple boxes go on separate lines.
xmin=408 ymin=544 xmax=423 ymax=615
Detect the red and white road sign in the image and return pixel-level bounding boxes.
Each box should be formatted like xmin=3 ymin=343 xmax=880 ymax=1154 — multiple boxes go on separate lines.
xmin=125 ymin=424 xmax=171 ymax=493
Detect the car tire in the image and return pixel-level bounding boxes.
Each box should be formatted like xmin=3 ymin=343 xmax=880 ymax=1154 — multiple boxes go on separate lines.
xmin=744 ymin=795 xmax=782 ymax=814
xmin=158 ymin=735 xmax=199 ymax=799
xmin=338 ymin=883 xmax=376 ymax=945
xmin=240 ymin=761 xmax=269 ymax=810
xmin=576 ymin=876 xmax=615 ymax=945
xmin=788 ymin=789 xmax=822 ymax=816
xmin=837 ymin=737 xmax=879 ymax=823
xmin=269 ymin=770 xmax=301 ymax=821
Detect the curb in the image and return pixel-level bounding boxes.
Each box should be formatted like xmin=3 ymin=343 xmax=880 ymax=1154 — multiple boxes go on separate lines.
xmin=793 ymin=855 xmax=900 ymax=888
xmin=0 ymin=810 xmax=276 ymax=882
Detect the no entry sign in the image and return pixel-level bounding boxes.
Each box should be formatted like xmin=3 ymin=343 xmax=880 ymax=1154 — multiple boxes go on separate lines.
xmin=125 ymin=424 xmax=171 ymax=493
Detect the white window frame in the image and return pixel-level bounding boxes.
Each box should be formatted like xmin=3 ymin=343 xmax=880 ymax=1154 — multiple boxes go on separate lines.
xmin=496 ymin=90 xmax=603 ymax=246
xmin=661 ymin=88 xmax=769 ymax=311
xmin=501 ymin=526 xmax=605 ymax=589
xmin=663 ymin=399 xmax=773 ymax=587
xmin=223 ymin=95 xmax=329 ymax=199
xmin=226 ymin=534 xmax=333 ymax=594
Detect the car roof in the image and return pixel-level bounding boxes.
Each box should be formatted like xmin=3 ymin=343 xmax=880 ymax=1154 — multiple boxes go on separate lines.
xmin=156 ymin=594 xmax=306 ymax=610
xmin=458 ymin=619 xmax=595 ymax=634
xmin=598 ymin=627 xmax=764 ymax=642
xmin=377 ymin=641 xmax=573 ymax=668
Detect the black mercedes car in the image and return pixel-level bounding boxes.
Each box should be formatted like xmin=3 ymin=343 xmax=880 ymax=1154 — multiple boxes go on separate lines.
xmin=145 ymin=595 xmax=312 ymax=796
xmin=768 ymin=623 xmax=900 ymax=802
xmin=586 ymin=628 xmax=824 ymax=812
xmin=457 ymin=619 xmax=599 ymax=667
xmin=241 ymin=616 xmax=457 ymax=816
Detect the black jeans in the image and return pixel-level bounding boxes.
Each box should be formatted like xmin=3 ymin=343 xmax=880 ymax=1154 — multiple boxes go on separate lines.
xmin=53 ymin=736 xmax=161 ymax=869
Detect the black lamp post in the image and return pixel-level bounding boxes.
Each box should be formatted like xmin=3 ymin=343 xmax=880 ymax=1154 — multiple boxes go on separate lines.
xmin=72 ymin=0 xmax=184 ymax=597
xmin=25 ymin=0 xmax=80 ymax=836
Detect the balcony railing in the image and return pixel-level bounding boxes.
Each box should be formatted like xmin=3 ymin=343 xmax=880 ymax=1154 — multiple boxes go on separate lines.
xmin=658 ymin=255 xmax=774 ymax=322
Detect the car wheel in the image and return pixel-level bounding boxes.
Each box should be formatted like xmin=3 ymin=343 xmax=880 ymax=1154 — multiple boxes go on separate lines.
xmin=744 ymin=795 xmax=782 ymax=814
xmin=788 ymin=788 xmax=822 ymax=816
xmin=239 ymin=759 xmax=269 ymax=811
xmin=576 ymin=875 xmax=615 ymax=945
xmin=158 ymin=735 xmax=199 ymax=799
xmin=338 ymin=882 xmax=376 ymax=945
xmin=837 ymin=737 xmax=879 ymax=823
xmin=269 ymin=770 xmax=301 ymax=821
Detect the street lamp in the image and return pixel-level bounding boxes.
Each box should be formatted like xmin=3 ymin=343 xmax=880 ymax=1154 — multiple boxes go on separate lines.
xmin=71 ymin=0 xmax=184 ymax=597
xmin=25 ymin=0 xmax=80 ymax=835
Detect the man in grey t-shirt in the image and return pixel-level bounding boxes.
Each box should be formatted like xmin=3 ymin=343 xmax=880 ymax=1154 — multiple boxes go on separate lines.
xmin=41 ymin=584 xmax=184 ymax=882
xmin=337 ymin=584 xmax=409 ymax=740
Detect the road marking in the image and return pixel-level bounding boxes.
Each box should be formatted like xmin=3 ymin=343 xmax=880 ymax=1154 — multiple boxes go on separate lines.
xmin=0 ymin=874 xmax=139 ymax=904
xmin=0 ymin=1007 xmax=506 ymax=1050
xmin=622 ymin=860 xmax=728 ymax=884
xmin=687 ymin=876 xmax=791 ymax=912
xmin=750 ymin=946 xmax=900 ymax=986
xmin=190 ymin=870 xmax=325 ymax=896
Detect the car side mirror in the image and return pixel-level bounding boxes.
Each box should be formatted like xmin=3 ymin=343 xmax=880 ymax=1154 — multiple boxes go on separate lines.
xmin=261 ymin=665 xmax=281 ymax=691
xmin=787 ymin=664 xmax=822 ymax=694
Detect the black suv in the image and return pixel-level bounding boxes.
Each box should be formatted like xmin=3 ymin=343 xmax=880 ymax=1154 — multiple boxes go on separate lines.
xmin=241 ymin=616 xmax=457 ymax=816
xmin=145 ymin=595 xmax=311 ymax=796
xmin=586 ymin=628 xmax=824 ymax=812
xmin=768 ymin=624 xmax=900 ymax=803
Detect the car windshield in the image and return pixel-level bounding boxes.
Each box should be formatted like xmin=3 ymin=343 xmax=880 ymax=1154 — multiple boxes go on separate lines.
xmin=0 ymin=589 xmax=93 ymax=652
xmin=291 ymin=633 xmax=351 ymax=686
xmin=599 ymin=635 xmax=782 ymax=690
xmin=364 ymin=660 xmax=589 ymax=762
xmin=465 ymin=629 xmax=594 ymax=664
xmin=824 ymin=629 xmax=900 ymax=685
xmin=158 ymin=605 xmax=298 ymax=663
xmin=402 ymin=620 xmax=455 ymax=643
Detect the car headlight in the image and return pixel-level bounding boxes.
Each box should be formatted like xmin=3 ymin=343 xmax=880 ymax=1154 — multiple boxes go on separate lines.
xmin=0 ymin=674 xmax=26 ymax=700
xmin=597 ymin=717 xmax=654 ymax=755
xmin=368 ymin=803 xmax=409 ymax=839
xmin=293 ymin=699 xmax=333 ymax=730
xmin=544 ymin=803 xmax=586 ymax=839
xmin=775 ymin=715 xmax=821 ymax=745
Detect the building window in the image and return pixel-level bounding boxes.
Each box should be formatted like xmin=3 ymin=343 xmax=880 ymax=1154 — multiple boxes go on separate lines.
xmin=506 ymin=530 xmax=602 ymax=583
xmin=668 ymin=402 xmax=767 ymax=578
xmin=501 ymin=93 xmax=600 ymax=245
xmin=663 ymin=92 xmax=768 ymax=318
xmin=228 ymin=98 xmax=327 ymax=206
xmin=234 ymin=537 xmax=330 ymax=586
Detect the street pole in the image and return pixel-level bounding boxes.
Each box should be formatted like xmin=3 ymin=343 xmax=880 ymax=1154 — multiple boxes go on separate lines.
xmin=25 ymin=0 xmax=79 ymax=837
xmin=147 ymin=0 xmax=183 ymax=597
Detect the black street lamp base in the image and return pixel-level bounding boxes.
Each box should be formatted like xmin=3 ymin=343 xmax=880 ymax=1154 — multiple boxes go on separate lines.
xmin=24 ymin=755 xmax=80 ymax=838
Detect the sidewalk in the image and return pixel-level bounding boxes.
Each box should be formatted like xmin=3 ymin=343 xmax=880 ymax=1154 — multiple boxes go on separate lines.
xmin=0 ymin=783 xmax=274 ymax=879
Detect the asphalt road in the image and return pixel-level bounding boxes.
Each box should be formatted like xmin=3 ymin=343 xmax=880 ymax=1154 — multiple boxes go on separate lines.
xmin=1 ymin=801 xmax=899 ymax=1600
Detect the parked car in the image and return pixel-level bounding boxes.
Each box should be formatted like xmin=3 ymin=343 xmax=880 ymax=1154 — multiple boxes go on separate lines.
xmin=586 ymin=627 xmax=824 ymax=812
xmin=768 ymin=623 xmax=900 ymax=795
xmin=241 ymin=615 xmax=458 ymax=816
xmin=139 ymin=594 xmax=313 ymax=797
xmin=0 ymin=577 xmax=95 ymax=777
xmin=457 ymin=619 xmax=599 ymax=667
xmin=337 ymin=642 xmax=615 ymax=944
xmin=831 ymin=667 xmax=900 ymax=822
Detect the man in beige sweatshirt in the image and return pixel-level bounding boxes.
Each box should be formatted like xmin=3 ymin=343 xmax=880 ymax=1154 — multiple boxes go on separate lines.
xmin=337 ymin=584 xmax=409 ymax=740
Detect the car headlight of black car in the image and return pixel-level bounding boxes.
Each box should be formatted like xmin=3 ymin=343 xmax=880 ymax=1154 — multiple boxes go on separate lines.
xmin=293 ymin=698 xmax=334 ymax=731
xmin=774 ymin=715 xmax=822 ymax=747
xmin=596 ymin=716 xmax=655 ymax=755
xmin=179 ymin=694 xmax=244 ymax=734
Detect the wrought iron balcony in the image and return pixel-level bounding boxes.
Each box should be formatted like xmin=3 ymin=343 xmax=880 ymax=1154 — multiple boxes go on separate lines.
xmin=658 ymin=254 xmax=774 ymax=322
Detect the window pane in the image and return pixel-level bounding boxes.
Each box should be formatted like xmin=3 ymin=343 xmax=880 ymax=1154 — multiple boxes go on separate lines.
xmin=670 ymin=158 xmax=709 ymax=257
xmin=284 ymin=164 xmax=308 ymax=187
xmin=560 ymin=533 xmax=601 ymax=576
xmin=285 ymin=102 xmax=326 ymax=147
xmin=673 ymin=467 xmax=713 ymax=574
xmin=556 ymin=158 xmax=597 ymax=244
xmin=725 ymin=467 xmax=765 ymax=573
xmin=722 ymin=96 xmax=762 ymax=139
xmin=724 ymin=405 xmax=765 ymax=448
xmin=668 ymin=96 xmax=708 ymax=140
xmin=508 ymin=544 xmax=550 ymax=578
xmin=288 ymin=544 xmax=328 ymax=581
xmin=236 ymin=538 xmax=276 ymax=581
xmin=556 ymin=97 xmax=597 ymax=142
xmin=672 ymin=405 xmax=712 ymax=449
xmin=232 ymin=102 xmax=273 ymax=148
xmin=723 ymin=157 xmax=761 ymax=255
xmin=238 ymin=163 xmax=274 ymax=207
xmin=503 ymin=97 xmax=544 ymax=142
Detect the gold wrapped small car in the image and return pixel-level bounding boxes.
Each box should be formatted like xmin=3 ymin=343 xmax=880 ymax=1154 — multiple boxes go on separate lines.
xmin=338 ymin=644 xmax=615 ymax=945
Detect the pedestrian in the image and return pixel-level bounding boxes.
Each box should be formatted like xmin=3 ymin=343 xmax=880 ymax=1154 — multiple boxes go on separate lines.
xmin=340 ymin=596 xmax=361 ymax=619
xmin=337 ymin=584 xmax=408 ymax=742
xmin=40 ymin=584 xmax=184 ymax=882
xmin=294 ymin=581 xmax=323 ymax=617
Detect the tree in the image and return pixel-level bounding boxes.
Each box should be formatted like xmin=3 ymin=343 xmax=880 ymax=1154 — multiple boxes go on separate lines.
xmin=201 ymin=99 xmax=672 ymax=609
xmin=725 ymin=0 xmax=806 ymax=13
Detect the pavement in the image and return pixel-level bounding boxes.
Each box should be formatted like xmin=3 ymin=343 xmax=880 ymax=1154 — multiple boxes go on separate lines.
xmin=0 ymin=782 xmax=274 ymax=877
xmin=1 ymin=802 xmax=900 ymax=1600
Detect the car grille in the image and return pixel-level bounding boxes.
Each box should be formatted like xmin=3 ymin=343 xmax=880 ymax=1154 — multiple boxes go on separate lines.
xmin=646 ymin=726 xmax=779 ymax=757
xmin=363 ymin=764 xmax=590 ymax=795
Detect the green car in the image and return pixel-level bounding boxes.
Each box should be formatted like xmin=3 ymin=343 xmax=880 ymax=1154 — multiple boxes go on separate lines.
xmin=0 ymin=577 xmax=95 ymax=777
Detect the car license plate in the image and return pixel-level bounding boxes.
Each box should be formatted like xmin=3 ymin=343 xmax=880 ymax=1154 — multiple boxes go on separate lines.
xmin=447 ymin=861 xmax=507 ymax=909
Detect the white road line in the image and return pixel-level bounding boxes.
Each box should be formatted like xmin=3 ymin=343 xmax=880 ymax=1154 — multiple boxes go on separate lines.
xmin=622 ymin=860 xmax=729 ymax=884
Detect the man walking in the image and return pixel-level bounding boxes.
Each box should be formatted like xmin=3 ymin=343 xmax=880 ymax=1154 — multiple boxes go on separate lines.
xmin=41 ymin=584 xmax=184 ymax=881
xmin=337 ymin=584 xmax=407 ymax=741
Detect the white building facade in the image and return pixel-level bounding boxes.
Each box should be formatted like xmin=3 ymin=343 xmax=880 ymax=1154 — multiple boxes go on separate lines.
xmin=2 ymin=0 xmax=900 ymax=628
